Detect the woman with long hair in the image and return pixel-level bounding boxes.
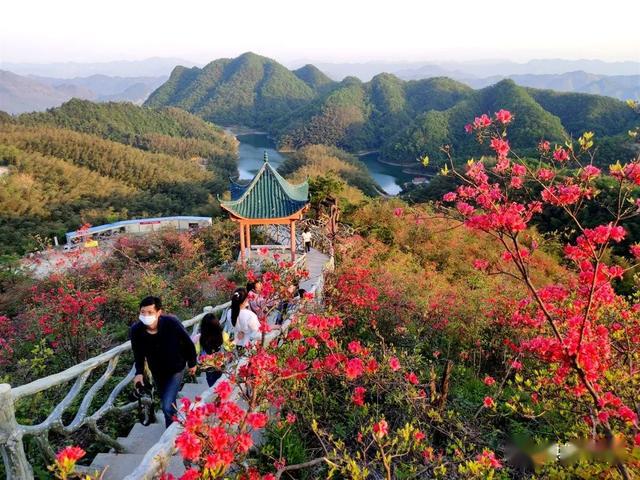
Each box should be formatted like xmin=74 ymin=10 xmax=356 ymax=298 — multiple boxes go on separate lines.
xmin=199 ymin=313 xmax=224 ymax=387
xmin=225 ymin=287 xmax=260 ymax=348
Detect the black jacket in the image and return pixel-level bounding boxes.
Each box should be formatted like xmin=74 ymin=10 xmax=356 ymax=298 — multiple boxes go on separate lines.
xmin=130 ymin=314 xmax=197 ymax=380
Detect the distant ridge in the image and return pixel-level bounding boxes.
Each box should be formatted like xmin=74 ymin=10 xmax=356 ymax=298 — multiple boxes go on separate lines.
xmin=146 ymin=52 xmax=639 ymax=167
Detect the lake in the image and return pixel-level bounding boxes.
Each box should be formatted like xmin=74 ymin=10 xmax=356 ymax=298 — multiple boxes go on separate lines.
xmin=232 ymin=131 xmax=412 ymax=196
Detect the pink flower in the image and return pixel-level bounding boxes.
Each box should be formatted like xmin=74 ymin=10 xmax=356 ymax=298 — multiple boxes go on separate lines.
xmin=538 ymin=140 xmax=551 ymax=152
xmin=414 ymin=431 xmax=426 ymax=442
xmin=553 ymin=147 xmax=569 ymax=162
xmin=537 ymin=168 xmax=555 ymax=181
xmin=483 ymin=396 xmax=496 ymax=408
xmin=494 ymin=109 xmax=512 ymax=125
xmin=235 ymin=433 xmax=253 ymax=453
xmin=618 ymin=405 xmax=637 ymax=423
xmin=511 ymin=164 xmax=526 ymax=176
xmin=630 ymin=244 xmax=640 ymax=259
xmin=348 ymin=340 xmax=363 ymax=355
xmin=464 ymin=123 xmax=473 ymax=134
xmin=393 ymin=208 xmax=404 ymax=217
xmin=473 ymin=114 xmax=492 ymax=129
xmin=443 ymin=192 xmax=457 ymax=202
xmin=405 ymin=371 xmax=420 ymax=385
xmin=286 ymin=413 xmax=297 ymax=424
xmin=511 ymin=360 xmax=523 ymax=370
xmin=56 ymin=446 xmax=86 ymax=464
xmin=175 ymin=432 xmax=202 ymax=461
xmin=580 ymin=165 xmax=601 ymax=182
xmin=215 ymin=381 xmax=233 ymax=401
xmin=456 ymin=201 xmax=475 ymax=217
xmin=352 ymin=386 xmax=366 ymax=406
xmin=473 ymin=259 xmax=490 ymax=271
xmin=373 ymin=419 xmax=388 ymax=438
xmin=345 ymin=358 xmax=364 ymax=379
xmin=179 ymin=469 xmax=200 ymax=480
xmin=258 ymin=247 xmax=269 ymax=256
xmin=483 ymin=376 xmax=496 ymax=386
xmin=510 ymin=176 xmax=523 ymax=189
xmin=389 ymin=357 xmax=401 ymax=371
xmin=246 ymin=411 xmax=269 ymax=429
xmin=490 ymin=137 xmax=510 ymax=159
xmin=477 ymin=449 xmax=502 ymax=469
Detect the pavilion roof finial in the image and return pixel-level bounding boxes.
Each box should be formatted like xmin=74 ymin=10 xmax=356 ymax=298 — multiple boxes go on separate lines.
xmin=263 ymin=150 xmax=269 ymax=163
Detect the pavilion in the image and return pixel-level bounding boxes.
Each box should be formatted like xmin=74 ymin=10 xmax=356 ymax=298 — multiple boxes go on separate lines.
xmin=219 ymin=152 xmax=309 ymax=265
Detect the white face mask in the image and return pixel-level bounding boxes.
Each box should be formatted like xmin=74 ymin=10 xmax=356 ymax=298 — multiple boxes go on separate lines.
xmin=139 ymin=314 xmax=157 ymax=326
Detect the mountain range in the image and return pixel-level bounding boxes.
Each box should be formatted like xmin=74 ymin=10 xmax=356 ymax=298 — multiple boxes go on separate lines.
xmin=309 ymin=58 xmax=640 ymax=81
xmin=0 ymin=70 xmax=167 ymax=114
xmin=0 ymin=57 xmax=194 ymax=78
xmin=145 ymin=52 xmax=639 ymax=169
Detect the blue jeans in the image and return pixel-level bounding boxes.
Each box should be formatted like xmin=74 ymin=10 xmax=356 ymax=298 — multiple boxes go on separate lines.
xmin=155 ymin=368 xmax=184 ymax=427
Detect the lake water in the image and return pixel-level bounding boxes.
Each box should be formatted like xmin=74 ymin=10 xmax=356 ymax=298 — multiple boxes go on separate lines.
xmin=358 ymin=152 xmax=413 ymax=196
xmin=233 ymin=132 xmax=412 ymax=196
xmin=235 ymin=133 xmax=289 ymax=180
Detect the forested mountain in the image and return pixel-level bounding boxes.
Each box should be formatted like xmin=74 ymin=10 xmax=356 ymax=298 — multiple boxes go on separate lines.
xmin=146 ymin=53 xmax=638 ymax=170
xmin=144 ymin=52 xmax=316 ymax=127
xmin=18 ymin=99 xmax=237 ymax=168
xmin=0 ymin=101 xmax=238 ymax=255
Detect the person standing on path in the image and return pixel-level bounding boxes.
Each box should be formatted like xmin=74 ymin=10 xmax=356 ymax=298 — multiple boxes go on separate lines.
xmin=130 ymin=296 xmax=197 ymax=427
xmin=302 ymin=227 xmax=312 ymax=253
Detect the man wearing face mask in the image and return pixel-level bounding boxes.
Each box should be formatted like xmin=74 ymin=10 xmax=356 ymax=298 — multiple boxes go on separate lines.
xmin=130 ymin=296 xmax=197 ymax=427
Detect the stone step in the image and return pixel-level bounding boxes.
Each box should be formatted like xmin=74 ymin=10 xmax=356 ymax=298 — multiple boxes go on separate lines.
xmin=90 ymin=453 xmax=185 ymax=479
xmin=178 ymin=381 xmax=206 ymax=400
xmin=117 ymin=422 xmax=166 ymax=454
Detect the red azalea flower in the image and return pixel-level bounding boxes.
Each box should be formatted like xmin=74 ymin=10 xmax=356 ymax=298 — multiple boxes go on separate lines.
xmin=373 ymin=419 xmax=388 ymax=438
xmin=495 ymin=109 xmax=512 ymax=124
xmin=389 ymin=357 xmax=401 ymax=371
xmin=483 ymin=375 xmax=496 ymax=386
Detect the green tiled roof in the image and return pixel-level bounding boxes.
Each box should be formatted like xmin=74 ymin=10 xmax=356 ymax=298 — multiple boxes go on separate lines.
xmin=220 ymin=156 xmax=308 ymax=219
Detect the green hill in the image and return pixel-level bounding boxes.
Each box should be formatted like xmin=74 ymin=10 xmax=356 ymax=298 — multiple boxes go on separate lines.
xmin=18 ymin=99 xmax=238 ymax=174
xmin=144 ymin=53 xmax=638 ymax=169
xmin=293 ymin=64 xmax=334 ymax=93
xmin=0 ymin=101 xmax=240 ymax=255
xmin=381 ymin=80 xmax=568 ymax=165
xmin=145 ymin=52 xmax=316 ymax=128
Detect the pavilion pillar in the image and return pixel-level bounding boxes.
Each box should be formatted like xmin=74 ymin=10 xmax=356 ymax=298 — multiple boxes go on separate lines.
xmin=290 ymin=220 xmax=296 ymax=262
xmin=245 ymin=224 xmax=252 ymax=258
xmin=239 ymin=221 xmax=246 ymax=265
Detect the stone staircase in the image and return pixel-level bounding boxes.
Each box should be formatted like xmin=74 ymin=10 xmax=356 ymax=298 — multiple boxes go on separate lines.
xmin=85 ymin=240 xmax=330 ymax=478
xmin=88 ymin=378 xmax=209 ymax=478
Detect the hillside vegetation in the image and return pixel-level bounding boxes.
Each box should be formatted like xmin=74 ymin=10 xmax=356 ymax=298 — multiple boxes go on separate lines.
xmin=0 ymin=102 xmax=238 ymax=255
xmin=145 ymin=52 xmax=638 ymax=170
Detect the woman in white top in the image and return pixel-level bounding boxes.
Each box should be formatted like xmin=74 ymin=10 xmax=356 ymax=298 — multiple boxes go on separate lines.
xmin=226 ymin=287 xmax=261 ymax=348
xmin=302 ymin=227 xmax=312 ymax=253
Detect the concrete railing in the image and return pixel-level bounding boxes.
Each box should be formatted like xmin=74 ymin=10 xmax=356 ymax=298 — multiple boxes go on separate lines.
xmin=0 ymin=302 xmax=230 ymax=480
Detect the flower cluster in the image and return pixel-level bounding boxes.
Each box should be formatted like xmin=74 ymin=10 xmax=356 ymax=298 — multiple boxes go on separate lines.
xmin=443 ymin=108 xmax=640 ymax=461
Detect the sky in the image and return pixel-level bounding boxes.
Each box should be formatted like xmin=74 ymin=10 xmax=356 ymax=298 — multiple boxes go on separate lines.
xmin=1 ymin=0 xmax=639 ymax=64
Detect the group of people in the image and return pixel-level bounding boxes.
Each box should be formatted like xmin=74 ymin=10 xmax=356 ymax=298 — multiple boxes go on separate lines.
xmin=130 ymin=275 xmax=307 ymax=427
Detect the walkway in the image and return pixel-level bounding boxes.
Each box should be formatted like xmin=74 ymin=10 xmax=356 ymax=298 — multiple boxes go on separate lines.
xmin=87 ymin=250 xmax=330 ymax=479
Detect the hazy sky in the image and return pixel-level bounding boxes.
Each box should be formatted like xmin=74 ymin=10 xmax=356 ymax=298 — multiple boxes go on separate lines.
xmin=2 ymin=0 xmax=639 ymax=64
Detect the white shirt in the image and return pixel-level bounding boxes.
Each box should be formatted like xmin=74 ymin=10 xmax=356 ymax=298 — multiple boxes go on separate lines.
xmin=225 ymin=308 xmax=260 ymax=347
xmin=302 ymin=232 xmax=312 ymax=243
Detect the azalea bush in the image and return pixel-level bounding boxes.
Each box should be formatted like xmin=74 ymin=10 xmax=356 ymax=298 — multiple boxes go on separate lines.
xmin=163 ymin=257 xmax=509 ymax=480
xmin=433 ymin=109 xmax=640 ymax=477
